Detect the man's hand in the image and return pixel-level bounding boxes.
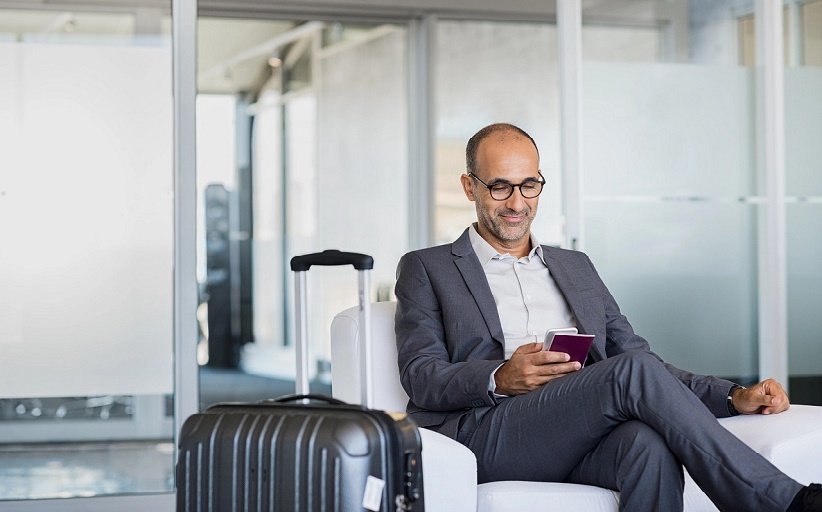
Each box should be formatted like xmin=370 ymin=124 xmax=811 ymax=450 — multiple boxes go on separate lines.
xmin=732 ymin=378 xmax=790 ymax=415
xmin=493 ymin=342 xmax=581 ymax=396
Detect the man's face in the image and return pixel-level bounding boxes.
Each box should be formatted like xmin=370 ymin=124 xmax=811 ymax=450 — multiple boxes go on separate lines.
xmin=461 ymin=135 xmax=541 ymax=251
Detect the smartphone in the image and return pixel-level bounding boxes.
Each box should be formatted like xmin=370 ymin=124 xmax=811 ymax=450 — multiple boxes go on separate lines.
xmin=543 ymin=328 xmax=595 ymax=366
xmin=542 ymin=327 xmax=578 ymax=349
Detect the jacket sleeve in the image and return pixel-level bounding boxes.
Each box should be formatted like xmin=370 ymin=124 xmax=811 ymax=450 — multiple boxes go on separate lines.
xmin=394 ymin=251 xmax=501 ymax=412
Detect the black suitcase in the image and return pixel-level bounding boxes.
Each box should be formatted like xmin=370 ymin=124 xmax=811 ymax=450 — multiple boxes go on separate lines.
xmin=176 ymin=251 xmax=424 ymax=512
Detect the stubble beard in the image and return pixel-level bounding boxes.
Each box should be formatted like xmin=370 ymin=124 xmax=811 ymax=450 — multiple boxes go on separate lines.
xmin=477 ymin=203 xmax=534 ymax=245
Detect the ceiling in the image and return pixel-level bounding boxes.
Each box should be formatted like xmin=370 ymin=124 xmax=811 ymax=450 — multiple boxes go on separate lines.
xmin=0 ymin=7 xmax=303 ymax=95
xmin=1 ymin=0 xmax=773 ymax=95
xmin=0 ymin=5 xmax=394 ymax=96
xmin=197 ymin=17 xmax=299 ymax=95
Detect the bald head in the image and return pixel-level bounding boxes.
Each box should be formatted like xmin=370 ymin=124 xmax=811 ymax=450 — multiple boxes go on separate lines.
xmin=466 ymin=123 xmax=539 ymax=176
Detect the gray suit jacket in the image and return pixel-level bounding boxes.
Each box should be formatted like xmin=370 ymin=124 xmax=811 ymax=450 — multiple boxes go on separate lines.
xmin=394 ymin=228 xmax=736 ymax=439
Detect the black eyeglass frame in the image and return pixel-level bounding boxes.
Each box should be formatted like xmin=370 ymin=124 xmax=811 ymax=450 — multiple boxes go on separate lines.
xmin=467 ymin=171 xmax=545 ymax=201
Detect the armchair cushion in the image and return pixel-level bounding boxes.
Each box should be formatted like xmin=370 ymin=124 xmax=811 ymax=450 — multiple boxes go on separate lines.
xmin=477 ymin=481 xmax=619 ymax=511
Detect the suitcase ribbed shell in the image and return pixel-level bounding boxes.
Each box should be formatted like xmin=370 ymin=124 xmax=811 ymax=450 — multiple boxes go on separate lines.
xmin=176 ymin=401 xmax=423 ymax=512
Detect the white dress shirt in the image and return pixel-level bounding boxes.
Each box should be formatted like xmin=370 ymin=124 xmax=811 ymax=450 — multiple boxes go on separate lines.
xmin=468 ymin=224 xmax=576 ymax=395
xmin=469 ymin=224 xmax=576 ymax=358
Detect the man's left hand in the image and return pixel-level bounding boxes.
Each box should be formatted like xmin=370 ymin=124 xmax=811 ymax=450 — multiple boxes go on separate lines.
xmin=732 ymin=378 xmax=790 ymax=415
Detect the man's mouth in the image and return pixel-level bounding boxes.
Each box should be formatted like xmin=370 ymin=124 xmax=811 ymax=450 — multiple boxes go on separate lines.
xmin=498 ymin=211 xmax=528 ymax=224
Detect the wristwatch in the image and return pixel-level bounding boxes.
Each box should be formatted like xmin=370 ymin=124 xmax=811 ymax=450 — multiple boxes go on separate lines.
xmin=727 ymin=385 xmax=744 ymax=416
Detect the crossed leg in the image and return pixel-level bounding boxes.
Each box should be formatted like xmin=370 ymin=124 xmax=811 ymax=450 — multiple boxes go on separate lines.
xmin=568 ymin=420 xmax=684 ymax=510
xmin=457 ymin=351 xmax=802 ymax=512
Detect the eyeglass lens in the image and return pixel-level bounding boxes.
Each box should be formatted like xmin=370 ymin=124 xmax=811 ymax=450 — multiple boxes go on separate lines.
xmin=488 ymin=181 xmax=542 ymax=200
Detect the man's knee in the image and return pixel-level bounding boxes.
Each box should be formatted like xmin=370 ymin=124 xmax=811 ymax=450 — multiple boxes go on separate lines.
xmin=616 ymin=420 xmax=668 ymax=451
xmin=612 ymin=350 xmax=670 ymax=380
xmin=615 ymin=421 xmax=681 ymax=477
xmin=619 ymin=350 xmax=661 ymax=366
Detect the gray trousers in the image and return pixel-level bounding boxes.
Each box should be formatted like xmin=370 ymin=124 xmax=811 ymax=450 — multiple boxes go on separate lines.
xmin=455 ymin=351 xmax=803 ymax=512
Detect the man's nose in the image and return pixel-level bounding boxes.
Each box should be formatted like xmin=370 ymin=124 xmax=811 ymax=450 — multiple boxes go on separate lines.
xmin=504 ymin=186 xmax=528 ymax=209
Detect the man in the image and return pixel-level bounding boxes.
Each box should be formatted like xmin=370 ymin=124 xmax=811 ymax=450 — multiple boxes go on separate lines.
xmin=394 ymin=123 xmax=821 ymax=511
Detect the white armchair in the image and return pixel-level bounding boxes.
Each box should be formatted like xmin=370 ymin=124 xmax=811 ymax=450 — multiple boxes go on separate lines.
xmin=330 ymin=301 xmax=822 ymax=512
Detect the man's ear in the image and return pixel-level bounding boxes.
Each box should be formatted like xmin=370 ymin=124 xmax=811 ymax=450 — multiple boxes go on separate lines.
xmin=461 ymin=174 xmax=476 ymax=201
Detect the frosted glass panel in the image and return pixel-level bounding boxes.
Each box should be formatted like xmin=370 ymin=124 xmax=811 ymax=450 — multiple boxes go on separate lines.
xmin=434 ymin=20 xmax=561 ymax=246
xmin=585 ymin=202 xmax=758 ymax=378
xmin=582 ymin=59 xmax=758 ymax=378
xmin=787 ymin=205 xmax=822 ymax=376
xmin=785 ymin=68 xmax=822 ymax=197
xmin=786 ymin=65 xmax=822 ymax=378
xmin=0 ymin=42 xmax=173 ymax=398
xmin=583 ymin=63 xmax=755 ymax=197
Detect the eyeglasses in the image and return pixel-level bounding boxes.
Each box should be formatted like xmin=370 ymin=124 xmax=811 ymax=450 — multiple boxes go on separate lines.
xmin=467 ymin=171 xmax=545 ymax=201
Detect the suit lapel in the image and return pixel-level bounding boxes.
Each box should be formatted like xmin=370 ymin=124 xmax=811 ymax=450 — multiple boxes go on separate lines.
xmin=452 ymin=230 xmax=505 ymax=348
xmin=542 ymin=247 xmax=604 ymax=361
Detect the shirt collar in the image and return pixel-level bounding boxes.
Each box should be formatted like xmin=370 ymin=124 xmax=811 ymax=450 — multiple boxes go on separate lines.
xmin=468 ymin=223 xmax=545 ymax=266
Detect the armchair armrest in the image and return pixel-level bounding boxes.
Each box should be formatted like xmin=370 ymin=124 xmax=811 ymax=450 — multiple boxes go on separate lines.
xmin=419 ymin=428 xmax=478 ymax=512
xmin=718 ymin=404 xmax=822 ymax=485
xmin=684 ymin=404 xmax=822 ymax=511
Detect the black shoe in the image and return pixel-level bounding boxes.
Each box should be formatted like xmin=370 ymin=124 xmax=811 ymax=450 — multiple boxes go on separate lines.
xmin=790 ymin=484 xmax=822 ymax=512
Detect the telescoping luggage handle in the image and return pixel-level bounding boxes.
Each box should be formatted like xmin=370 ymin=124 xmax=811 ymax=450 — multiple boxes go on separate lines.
xmin=290 ymin=250 xmax=375 ymax=408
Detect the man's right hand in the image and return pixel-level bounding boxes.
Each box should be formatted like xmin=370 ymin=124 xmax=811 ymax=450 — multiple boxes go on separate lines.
xmin=493 ymin=342 xmax=582 ymax=396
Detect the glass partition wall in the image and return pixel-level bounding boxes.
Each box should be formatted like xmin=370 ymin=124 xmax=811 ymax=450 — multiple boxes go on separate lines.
xmin=0 ymin=2 xmax=176 ymax=504
xmin=577 ymin=0 xmax=822 ymax=390
xmin=785 ymin=0 xmax=822 ymax=404
xmin=580 ymin=0 xmax=762 ymax=382
xmin=195 ymin=17 xmax=409 ymax=406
